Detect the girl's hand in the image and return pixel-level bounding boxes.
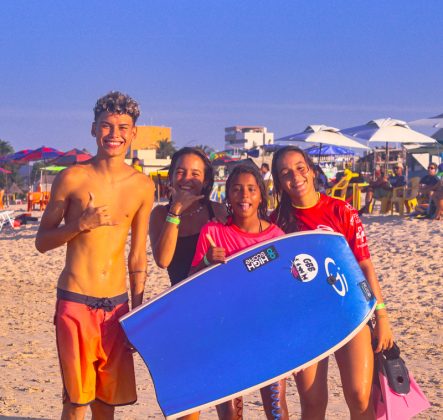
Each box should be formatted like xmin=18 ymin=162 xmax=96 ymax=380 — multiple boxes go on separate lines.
xmin=169 ymin=187 xmax=204 ymax=215
xmin=373 ymin=313 xmax=394 ymax=353
xmin=206 ymin=246 xmax=226 ymax=265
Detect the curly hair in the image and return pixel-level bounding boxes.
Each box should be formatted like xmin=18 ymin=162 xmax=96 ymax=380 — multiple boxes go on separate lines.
xmin=225 ymin=163 xmax=269 ymax=221
xmin=271 ymin=146 xmax=316 ymax=232
xmin=168 ymin=147 xmax=215 ymax=201
xmin=93 ymin=91 xmax=140 ymax=123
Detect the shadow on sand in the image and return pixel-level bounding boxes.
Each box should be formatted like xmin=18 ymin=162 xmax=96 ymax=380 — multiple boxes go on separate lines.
xmin=0 ymin=417 xmax=51 ymax=420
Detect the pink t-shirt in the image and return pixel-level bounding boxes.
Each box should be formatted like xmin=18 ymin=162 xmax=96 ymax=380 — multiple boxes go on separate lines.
xmin=191 ymin=220 xmax=285 ymax=267
xmin=276 ymin=194 xmax=370 ymax=262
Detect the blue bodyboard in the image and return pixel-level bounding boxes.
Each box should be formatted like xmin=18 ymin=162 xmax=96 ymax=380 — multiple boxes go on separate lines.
xmin=120 ymin=231 xmax=376 ymax=418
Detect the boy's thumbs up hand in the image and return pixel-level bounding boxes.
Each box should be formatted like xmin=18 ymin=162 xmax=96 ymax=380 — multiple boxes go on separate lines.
xmin=78 ymin=192 xmax=118 ymax=232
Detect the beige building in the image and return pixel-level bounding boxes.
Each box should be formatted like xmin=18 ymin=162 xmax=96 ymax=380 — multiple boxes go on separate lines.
xmin=126 ymin=149 xmax=171 ymax=173
xmin=125 ymin=125 xmax=172 ymax=174
xmin=225 ymin=126 xmax=274 ymax=150
xmin=128 ymin=125 xmax=172 ymax=157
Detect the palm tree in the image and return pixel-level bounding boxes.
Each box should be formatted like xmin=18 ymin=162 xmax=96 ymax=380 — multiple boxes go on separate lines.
xmin=0 ymin=139 xmax=14 ymax=157
xmin=0 ymin=140 xmax=16 ymax=190
xmin=156 ymin=139 xmax=177 ymax=159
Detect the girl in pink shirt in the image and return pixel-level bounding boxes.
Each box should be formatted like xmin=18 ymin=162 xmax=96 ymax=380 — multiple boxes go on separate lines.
xmin=190 ymin=164 xmax=289 ymax=420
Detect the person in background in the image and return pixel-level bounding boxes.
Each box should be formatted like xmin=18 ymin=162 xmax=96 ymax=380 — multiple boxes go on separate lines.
xmin=260 ymin=163 xmax=275 ymax=210
xmin=132 ymin=157 xmax=143 ymax=173
xmin=359 ymin=170 xmax=391 ymax=214
xmin=388 ymin=163 xmax=406 ymax=189
xmin=418 ymin=163 xmax=440 ymax=202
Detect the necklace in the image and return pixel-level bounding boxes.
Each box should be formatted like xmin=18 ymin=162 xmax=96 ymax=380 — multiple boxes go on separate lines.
xmin=181 ymin=205 xmax=204 ymax=217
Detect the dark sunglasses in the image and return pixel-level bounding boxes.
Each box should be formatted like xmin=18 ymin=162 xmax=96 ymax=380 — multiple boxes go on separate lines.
xmin=428 ymin=166 xmax=437 ymax=170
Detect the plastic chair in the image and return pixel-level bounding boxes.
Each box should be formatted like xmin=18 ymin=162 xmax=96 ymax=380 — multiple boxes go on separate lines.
xmin=327 ymin=171 xmax=358 ymax=201
xmin=27 ymin=192 xmax=42 ymax=211
xmin=389 ymin=177 xmax=420 ymax=215
xmin=0 ymin=210 xmax=15 ymax=232
xmin=367 ymin=194 xmax=391 ymax=214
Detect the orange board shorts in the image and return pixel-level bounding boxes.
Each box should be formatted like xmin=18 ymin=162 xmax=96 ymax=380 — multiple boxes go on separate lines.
xmin=54 ymin=289 xmax=136 ymax=406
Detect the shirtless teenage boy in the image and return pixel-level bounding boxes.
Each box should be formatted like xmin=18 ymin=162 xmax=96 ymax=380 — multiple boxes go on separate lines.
xmin=36 ymin=92 xmax=155 ymax=420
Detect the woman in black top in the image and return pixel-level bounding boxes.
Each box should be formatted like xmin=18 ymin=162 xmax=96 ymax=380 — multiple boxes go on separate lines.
xmin=150 ymin=148 xmax=231 ymax=420
xmin=150 ymin=147 xmax=227 ymax=286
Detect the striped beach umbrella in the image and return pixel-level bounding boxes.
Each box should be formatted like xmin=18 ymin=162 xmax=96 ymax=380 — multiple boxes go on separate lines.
xmin=50 ymin=148 xmax=92 ymax=166
xmin=20 ymin=146 xmax=63 ymax=162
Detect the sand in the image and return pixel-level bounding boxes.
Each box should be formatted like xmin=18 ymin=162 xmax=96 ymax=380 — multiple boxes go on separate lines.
xmin=0 ymin=205 xmax=441 ymax=419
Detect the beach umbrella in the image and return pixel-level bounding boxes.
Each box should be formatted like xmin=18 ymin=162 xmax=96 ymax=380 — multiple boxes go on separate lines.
xmin=41 ymin=165 xmax=67 ymax=172
xmin=276 ymin=125 xmax=369 ymax=149
xmin=276 ymin=125 xmax=368 ymax=162
xmin=15 ymin=146 xmax=63 ymax=190
xmin=306 ymin=145 xmax=355 ymax=157
xmin=431 ymin=128 xmax=443 ymax=144
xmin=341 ymin=118 xmax=437 ymax=172
xmin=50 ymin=148 xmax=92 ymax=166
xmin=20 ymin=146 xmax=63 ymax=162
xmin=0 ymin=168 xmax=12 ymax=174
xmin=341 ymin=118 xmax=437 ymax=145
xmin=210 ymin=151 xmax=238 ymax=165
xmin=408 ymin=113 xmax=443 ymax=129
xmin=1 ymin=149 xmax=33 ymax=163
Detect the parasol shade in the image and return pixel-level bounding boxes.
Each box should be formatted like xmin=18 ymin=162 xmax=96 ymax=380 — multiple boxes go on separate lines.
xmin=50 ymin=148 xmax=92 ymax=166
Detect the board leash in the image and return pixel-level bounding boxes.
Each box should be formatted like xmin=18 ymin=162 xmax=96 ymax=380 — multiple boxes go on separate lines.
xmin=270 ymin=381 xmax=282 ymax=419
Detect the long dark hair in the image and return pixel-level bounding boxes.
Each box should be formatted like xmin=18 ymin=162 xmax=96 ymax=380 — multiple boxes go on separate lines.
xmin=271 ymin=146 xmax=316 ymax=232
xmin=225 ymin=164 xmax=269 ymax=221
xmin=168 ymin=147 xmax=214 ymax=201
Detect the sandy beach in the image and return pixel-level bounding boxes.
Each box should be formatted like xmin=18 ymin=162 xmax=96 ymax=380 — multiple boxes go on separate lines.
xmin=0 ymin=206 xmax=441 ymax=419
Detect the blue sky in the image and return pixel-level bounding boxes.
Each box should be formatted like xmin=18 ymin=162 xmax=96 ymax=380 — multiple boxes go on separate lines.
xmin=1 ymin=0 xmax=441 ymax=153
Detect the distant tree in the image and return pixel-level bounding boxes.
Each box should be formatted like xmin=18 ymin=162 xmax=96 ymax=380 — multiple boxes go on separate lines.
xmin=0 ymin=139 xmax=14 ymax=157
xmin=194 ymin=144 xmax=214 ymax=156
xmin=0 ymin=140 xmax=16 ymax=189
xmin=156 ymin=139 xmax=177 ymax=159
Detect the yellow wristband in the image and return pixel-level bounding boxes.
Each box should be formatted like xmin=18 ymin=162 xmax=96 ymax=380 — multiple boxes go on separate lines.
xmin=375 ymin=303 xmax=386 ymax=310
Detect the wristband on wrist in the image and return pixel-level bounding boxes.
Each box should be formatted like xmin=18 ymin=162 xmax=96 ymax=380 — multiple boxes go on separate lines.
xmin=166 ymin=214 xmax=181 ymax=225
xmin=168 ymin=210 xmax=181 ymax=218
xmin=375 ymin=302 xmax=386 ymax=311
xmin=203 ymin=254 xmax=211 ymax=267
